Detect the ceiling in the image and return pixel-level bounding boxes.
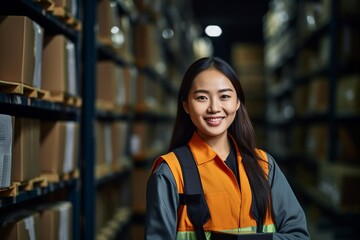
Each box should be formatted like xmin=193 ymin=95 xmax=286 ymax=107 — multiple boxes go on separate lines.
xmin=191 ymin=0 xmax=270 ymax=62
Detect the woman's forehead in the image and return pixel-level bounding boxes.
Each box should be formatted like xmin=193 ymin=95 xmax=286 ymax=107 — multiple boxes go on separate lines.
xmin=191 ymin=69 xmax=234 ymax=90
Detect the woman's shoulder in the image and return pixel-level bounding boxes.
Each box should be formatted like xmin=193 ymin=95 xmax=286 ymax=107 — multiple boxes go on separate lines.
xmin=151 ymin=151 xmax=182 ymax=174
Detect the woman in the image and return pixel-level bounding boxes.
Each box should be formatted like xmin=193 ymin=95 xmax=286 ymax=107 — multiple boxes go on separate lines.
xmin=145 ymin=57 xmax=310 ymax=240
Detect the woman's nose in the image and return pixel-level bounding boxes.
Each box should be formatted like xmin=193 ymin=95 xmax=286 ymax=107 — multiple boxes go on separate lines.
xmin=207 ymin=98 xmax=221 ymax=113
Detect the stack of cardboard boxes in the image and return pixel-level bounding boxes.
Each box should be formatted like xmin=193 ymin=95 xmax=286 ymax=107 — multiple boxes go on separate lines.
xmin=0 ymin=201 xmax=73 ymax=240
xmin=0 ymin=1 xmax=80 ymax=238
xmin=231 ymin=43 xmax=266 ymax=148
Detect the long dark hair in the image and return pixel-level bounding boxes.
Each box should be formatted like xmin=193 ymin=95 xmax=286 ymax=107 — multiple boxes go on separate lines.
xmin=169 ymin=56 xmax=272 ymax=227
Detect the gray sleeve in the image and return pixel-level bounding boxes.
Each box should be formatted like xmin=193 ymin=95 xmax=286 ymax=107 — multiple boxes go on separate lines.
xmin=267 ymin=154 xmax=311 ymax=240
xmin=145 ymin=162 xmax=179 ymax=240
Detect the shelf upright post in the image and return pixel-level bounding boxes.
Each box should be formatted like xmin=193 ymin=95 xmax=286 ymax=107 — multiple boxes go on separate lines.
xmin=328 ymin=0 xmax=338 ymax=162
xmin=80 ymin=0 xmax=97 ymax=239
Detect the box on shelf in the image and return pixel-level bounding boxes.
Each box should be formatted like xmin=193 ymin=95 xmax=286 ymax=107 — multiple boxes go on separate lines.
xmin=130 ymin=122 xmax=153 ymax=157
xmin=238 ymin=73 xmax=265 ymax=97
xmin=305 ymin=124 xmax=328 ymax=162
xmin=42 ymin=35 xmax=77 ymax=97
xmin=131 ymin=168 xmax=148 ymax=214
xmin=336 ymin=74 xmax=360 ymax=114
xmin=97 ymin=0 xmax=133 ymax=61
xmin=339 ymin=25 xmax=360 ymax=64
xmin=96 ymin=61 xmax=125 ymax=111
xmin=318 ymin=163 xmax=360 ymax=209
xmin=0 ymin=114 xmax=14 ymax=188
xmin=95 ymin=121 xmax=112 ymax=168
xmin=292 ymin=124 xmax=306 ymax=155
xmin=37 ymin=201 xmax=73 ymax=240
xmin=40 ymin=121 xmax=79 ymax=175
xmin=135 ymin=72 xmax=157 ymax=111
xmin=0 ymin=16 xmax=43 ymax=88
xmin=112 ymin=122 xmax=128 ymax=169
xmin=96 ymin=184 xmax=119 ymax=234
xmin=12 ymin=118 xmax=40 ymax=182
xmin=297 ymin=49 xmax=319 ymax=77
xmin=231 ymin=43 xmax=264 ymax=70
xmin=293 ymin=84 xmax=309 ymax=115
xmin=123 ymin=66 xmax=137 ymax=109
xmin=0 ymin=211 xmax=40 ymax=240
xmin=337 ymin=124 xmax=360 ymax=163
xmin=134 ymin=22 xmax=165 ymax=73
xmin=307 ymin=77 xmax=328 ymax=113
xmin=97 ymin=0 xmax=122 ymax=46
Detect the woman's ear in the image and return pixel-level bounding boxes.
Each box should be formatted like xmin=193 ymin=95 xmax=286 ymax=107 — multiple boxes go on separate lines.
xmin=236 ymin=99 xmax=241 ymax=111
xmin=183 ymin=101 xmax=190 ymax=114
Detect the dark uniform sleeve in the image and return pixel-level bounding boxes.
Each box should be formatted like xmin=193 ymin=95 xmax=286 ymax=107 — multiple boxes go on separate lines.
xmin=145 ymin=162 xmax=179 ymax=240
xmin=267 ymin=154 xmax=311 ymax=240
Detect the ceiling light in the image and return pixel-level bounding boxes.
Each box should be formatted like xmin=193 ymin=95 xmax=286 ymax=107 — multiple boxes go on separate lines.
xmin=204 ymin=25 xmax=222 ymax=37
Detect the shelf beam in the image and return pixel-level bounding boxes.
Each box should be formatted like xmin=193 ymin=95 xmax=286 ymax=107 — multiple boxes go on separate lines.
xmin=79 ymin=0 xmax=97 ymax=239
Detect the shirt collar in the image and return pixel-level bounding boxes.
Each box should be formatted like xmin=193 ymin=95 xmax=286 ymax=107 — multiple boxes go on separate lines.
xmin=187 ymin=131 xmax=242 ymax=166
xmin=188 ymin=132 xmax=217 ymax=165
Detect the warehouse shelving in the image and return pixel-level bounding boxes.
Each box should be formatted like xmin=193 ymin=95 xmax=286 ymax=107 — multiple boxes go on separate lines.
xmin=1 ymin=0 xmax=202 ymax=239
xmin=0 ymin=1 xmax=82 ymax=239
xmin=264 ymin=0 xmax=360 ymax=238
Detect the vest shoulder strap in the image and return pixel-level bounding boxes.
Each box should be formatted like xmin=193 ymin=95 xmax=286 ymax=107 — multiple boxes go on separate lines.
xmin=173 ymin=146 xmax=210 ymax=240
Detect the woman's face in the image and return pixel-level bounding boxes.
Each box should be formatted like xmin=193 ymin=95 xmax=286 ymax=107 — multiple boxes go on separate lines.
xmin=183 ymin=68 xmax=240 ymax=141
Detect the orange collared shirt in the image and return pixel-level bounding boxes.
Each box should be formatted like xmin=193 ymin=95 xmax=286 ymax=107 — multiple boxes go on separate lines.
xmin=152 ymin=132 xmax=274 ymax=232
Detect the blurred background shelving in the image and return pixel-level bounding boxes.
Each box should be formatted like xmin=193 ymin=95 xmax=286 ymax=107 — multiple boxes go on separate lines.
xmin=0 ymin=0 xmax=359 ymax=239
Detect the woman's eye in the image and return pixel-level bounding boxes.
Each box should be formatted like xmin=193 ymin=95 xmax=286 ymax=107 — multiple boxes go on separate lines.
xmin=220 ymin=95 xmax=231 ymax=100
xmin=196 ymin=96 xmax=207 ymax=101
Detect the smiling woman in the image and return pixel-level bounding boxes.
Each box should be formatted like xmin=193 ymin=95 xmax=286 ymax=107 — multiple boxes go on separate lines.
xmin=145 ymin=56 xmax=310 ymax=240
xmin=183 ymin=68 xmax=240 ymax=149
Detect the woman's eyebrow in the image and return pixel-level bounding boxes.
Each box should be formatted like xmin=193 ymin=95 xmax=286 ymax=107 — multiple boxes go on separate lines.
xmin=193 ymin=88 xmax=234 ymax=94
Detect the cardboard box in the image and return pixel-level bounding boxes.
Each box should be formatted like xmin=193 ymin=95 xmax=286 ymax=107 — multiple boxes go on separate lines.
xmin=38 ymin=201 xmax=73 ymax=240
xmin=0 ymin=16 xmax=43 ymax=87
xmin=339 ymin=25 xmax=360 ymax=63
xmin=96 ymin=185 xmax=118 ymax=234
xmin=0 ymin=212 xmax=40 ymax=240
xmin=112 ymin=122 xmax=128 ymax=167
xmin=231 ymin=43 xmax=263 ymax=69
xmin=40 ymin=121 xmax=79 ymax=174
xmin=42 ymin=35 xmax=77 ymax=96
xmin=134 ymin=23 xmax=163 ymax=70
xmin=97 ymin=0 xmax=122 ymax=48
xmin=95 ymin=121 xmax=113 ymax=167
xmin=54 ymin=0 xmax=71 ymax=9
xmin=307 ymin=77 xmax=328 ymax=113
xmin=293 ymin=84 xmax=309 ymax=114
xmin=96 ymin=61 xmax=125 ymax=108
xmin=12 ymin=118 xmax=40 ymax=182
xmin=336 ymin=75 xmax=360 ymax=114
xmin=135 ymin=72 xmax=157 ymax=110
xmin=337 ymin=124 xmax=360 ymax=163
xmin=130 ymin=122 xmax=154 ymax=156
xmin=305 ymin=124 xmax=328 ymax=162
xmin=0 ymin=114 xmax=14 ymax=188
xmin=131 ymin=168 xmax=148 ymax=213
xmin=122 ymin=66 xmax=137 ymax=108
xmin=318 ymin=163 xmax=360 ymax=208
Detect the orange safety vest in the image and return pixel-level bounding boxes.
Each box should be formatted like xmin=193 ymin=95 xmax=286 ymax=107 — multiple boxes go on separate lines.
xmin=152 ymin=132 xmax=276 ymax=238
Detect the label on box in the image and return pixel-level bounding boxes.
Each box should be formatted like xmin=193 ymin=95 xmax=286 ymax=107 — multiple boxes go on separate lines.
xmin=24 ymin=216 xmax=36 ymax=240
xmin=0 ymin=114 xmax=12 ymax=188
xmin=59 ymin=203 xmax=70 ymax=240
xmin=63 ymin=122 xmax=75 ymax=173
xmin=32 ymin=21 xmax=44 ymax=89
xmin=66 ymin=40 xmax=77 ymax=96
xmin=116 ymin=67 xmax=126 ymax=105
xmin=104 ymin=123 xmax=112 ymax=165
